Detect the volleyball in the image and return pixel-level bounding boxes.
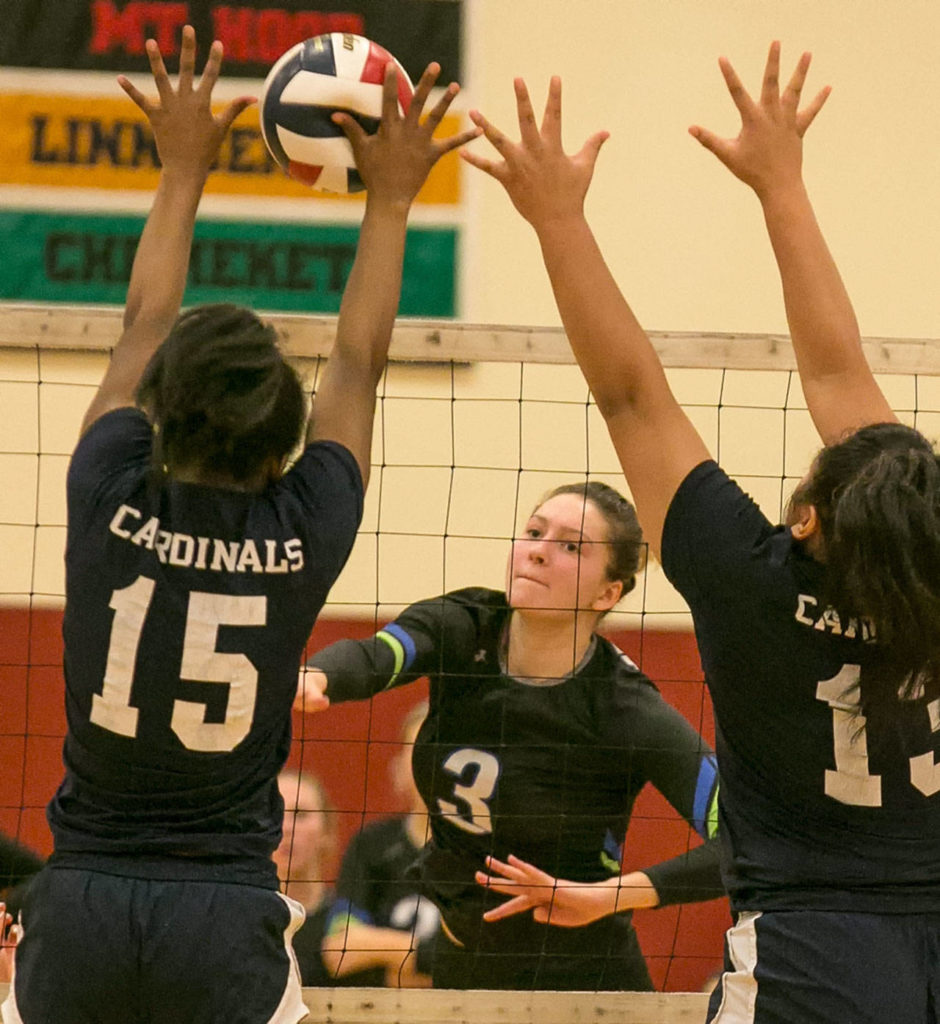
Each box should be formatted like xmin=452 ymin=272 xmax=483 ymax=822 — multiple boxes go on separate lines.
xmin=259 ymin=33 xmax=414 ymax=194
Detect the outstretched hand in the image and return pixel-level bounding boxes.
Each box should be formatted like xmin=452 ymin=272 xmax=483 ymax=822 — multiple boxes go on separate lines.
xmin=118 ymin=25 xmax=254 ymax=177
xmin=335 ymin=62 xmax=481 ymax=207
xmin=461 ymin=77 xmax=609 ymax=230
xmin=475 ymin=854 xmax=620 ymax=928
xmin=689 ymin=41 xmax=830 ymax=198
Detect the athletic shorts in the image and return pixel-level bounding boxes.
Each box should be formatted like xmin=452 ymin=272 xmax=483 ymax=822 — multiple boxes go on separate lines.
xmin=429 ymin=916 xmax=655 ymax=991
xmin=2 ymin=866 xmax=308 ymax=1024
xmin=707 ymin=908 xmax=940 ymax=1024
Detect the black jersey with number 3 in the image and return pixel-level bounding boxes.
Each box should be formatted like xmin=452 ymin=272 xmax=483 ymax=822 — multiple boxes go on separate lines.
xmin=312 ymin=587 xmax=723 ymax=949
xmin=661 ymin=461 xmax=940 ymax=913
xmin=49 ymin=408 xmax=362 ymax=887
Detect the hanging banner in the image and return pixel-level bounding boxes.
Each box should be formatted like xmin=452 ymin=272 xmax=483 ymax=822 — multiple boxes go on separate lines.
xmin=0 ymin=1 xmax=462 ymax=83
xmin=0 ymin=94 xmax=462 ymax=204
xmin=0 ymin=210 xmax=457 ymax=315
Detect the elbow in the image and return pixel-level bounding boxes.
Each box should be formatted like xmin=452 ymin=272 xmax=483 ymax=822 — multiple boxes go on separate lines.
xmin=592 ymin=388 xmax=641 ymax=423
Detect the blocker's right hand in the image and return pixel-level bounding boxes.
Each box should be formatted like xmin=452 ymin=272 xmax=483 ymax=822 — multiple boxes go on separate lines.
xmin=333 ymin=61 xmax=481 ymax=207
xmin=118 ymin=24 xmax=254 ymax=177
xmin=295 ymin=667 xmax=330 ymax=713
xmin=688 ymin=41 xmax=830 ymax=199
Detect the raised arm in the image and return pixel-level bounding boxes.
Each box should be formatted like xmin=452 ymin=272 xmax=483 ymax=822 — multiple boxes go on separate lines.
xmin=80 ymin=26 xmax=252 ymax=436
xmin=462 ymin=80 xmax=710 ymax=560
xmin=690 ymin=42 xmax=896 ymax=444
xmin=308 ymin=65 xmax=479 ymax=485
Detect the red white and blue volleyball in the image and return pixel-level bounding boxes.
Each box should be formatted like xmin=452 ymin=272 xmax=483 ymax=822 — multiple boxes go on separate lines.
xmin=260 ymin=33 xmax=414 ymax=194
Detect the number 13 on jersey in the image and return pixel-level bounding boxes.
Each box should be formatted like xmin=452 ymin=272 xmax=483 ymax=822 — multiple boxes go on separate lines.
xmin=817 ymin=664 xmax=940 ymax=806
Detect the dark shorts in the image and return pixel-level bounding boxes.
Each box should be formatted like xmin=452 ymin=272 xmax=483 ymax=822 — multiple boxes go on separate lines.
xmin=429 ymin=916 xmax=654 ymax=991
xmin=2 ymin=866 xmax=308 ymax=1024
xmin=707 ymin=909 xmax=940 ymax=1024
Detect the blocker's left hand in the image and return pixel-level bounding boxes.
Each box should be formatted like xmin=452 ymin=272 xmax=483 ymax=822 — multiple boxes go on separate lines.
xmin=475 ymin=854 xmax=620 ymax=928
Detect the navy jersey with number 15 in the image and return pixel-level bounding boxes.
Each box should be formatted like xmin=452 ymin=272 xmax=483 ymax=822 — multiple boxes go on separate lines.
xmin=49 ymin=408 xmax=363 ymax=888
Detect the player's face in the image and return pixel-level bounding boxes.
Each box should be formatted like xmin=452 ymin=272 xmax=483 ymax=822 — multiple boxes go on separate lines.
xmin=506 ymin=493 xmax=618 ymax=614
xmin=274 ymin=773 xmax=331 ymax=879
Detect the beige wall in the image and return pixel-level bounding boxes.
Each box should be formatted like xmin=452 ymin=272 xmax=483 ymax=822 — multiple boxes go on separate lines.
xmin=461 ymin=0 xmax=940 ymax=339
xmin=4 ymin=0 xmax=940 ymax=614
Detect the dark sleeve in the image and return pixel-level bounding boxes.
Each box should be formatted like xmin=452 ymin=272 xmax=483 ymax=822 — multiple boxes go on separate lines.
xmin=660 ymin=460 xmax=778 ymax=606
xmin=67 ymin=407 xmax=153 ymax=527
xmin=625 ymin=689 xmax=725 ymax=906
xmin=308 ymin=593 xmax=479 ymax=704
xmin=277 ymin=439 xmax=364 ymax=579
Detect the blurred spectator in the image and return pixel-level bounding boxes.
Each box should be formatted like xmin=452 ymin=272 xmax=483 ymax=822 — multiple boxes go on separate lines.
xmin=322 ymin=703 xmax=441 ymax=987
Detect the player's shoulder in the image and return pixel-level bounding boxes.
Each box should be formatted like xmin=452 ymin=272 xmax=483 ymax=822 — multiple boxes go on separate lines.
xmin=441 ymin=586 xmax=507 ymax=612
xmin=398 ymin=587 xmax=505 ymax=660
xmin=69 ymin=407 xmax=152 ymax=478
xmin=68 ymin=407 xmax=153 ymax=522
xmin=593 ymin=636 xmax=660 ymax=695
xmin=274 ymin=439 xmax=364 ymax=520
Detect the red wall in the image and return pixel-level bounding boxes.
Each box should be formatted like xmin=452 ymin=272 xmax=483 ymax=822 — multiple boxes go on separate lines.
xmin=0 ymin=607 xmax=728 ymax=991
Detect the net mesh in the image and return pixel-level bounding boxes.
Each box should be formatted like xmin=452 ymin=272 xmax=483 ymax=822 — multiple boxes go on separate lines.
xmin=3 ymin=305 xmax=940 ymax=1009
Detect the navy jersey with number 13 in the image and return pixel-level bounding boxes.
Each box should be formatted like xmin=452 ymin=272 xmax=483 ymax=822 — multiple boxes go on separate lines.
xmin=661 ymin=461 xmax=940 ymax=913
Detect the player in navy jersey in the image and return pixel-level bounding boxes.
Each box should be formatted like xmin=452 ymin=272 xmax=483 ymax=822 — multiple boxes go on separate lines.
xmin=297 ymin=480 xmax=724 ymax=990
xmin=1 ymin=27 xmax=477 ymax=1024
xmin=462 ymin=43 xmax=940 ymax=1024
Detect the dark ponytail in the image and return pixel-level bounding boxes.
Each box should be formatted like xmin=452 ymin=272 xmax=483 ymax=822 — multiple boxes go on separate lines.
xmin=792 ymin=422 xmax=940 ymax=701
xmin=136 ymin=304 xmax=305 ymax=485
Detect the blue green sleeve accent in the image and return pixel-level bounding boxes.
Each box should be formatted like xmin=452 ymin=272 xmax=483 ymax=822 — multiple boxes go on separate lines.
xmin=376 ymin=623 xmax=418 ymax=687
xmin=692 ymin=754 xmax=719 ymax=840
xmin=707 ymin=782 xmax=720 ymax=840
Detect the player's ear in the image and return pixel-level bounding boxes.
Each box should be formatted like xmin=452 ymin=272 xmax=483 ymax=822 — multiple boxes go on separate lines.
xmin=790 ymin=503 xmax=820 ymax=542
xmin=592 ymin=577 xmax=623 ymax=613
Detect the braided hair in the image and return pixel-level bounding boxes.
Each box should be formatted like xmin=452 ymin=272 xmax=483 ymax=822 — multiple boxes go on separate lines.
xmin=136 ymin=304 xmax=305 ymax=487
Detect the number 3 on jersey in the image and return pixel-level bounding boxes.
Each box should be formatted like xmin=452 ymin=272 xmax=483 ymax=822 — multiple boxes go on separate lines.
xmin=437 ymin=748 xmax=501 ymax=835
xmin=90 ymin=575 xmax=265 ymax=753
xmin=817 ymin=664 xmax=940 ymax=806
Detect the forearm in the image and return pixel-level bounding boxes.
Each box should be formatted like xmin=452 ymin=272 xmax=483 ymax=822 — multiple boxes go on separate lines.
xmin=611 ymin=870 xmax=660 ymax=912
xmin=123 ymin=166 xmax=205 ymax=336
xmin=308 ymin=638 xmax=397 ymax=703
xmin=308 ymin=624 xmax=434 ymax=702
xmin=640 ymin=841 xmax=725 ymax=907
xmin=759 ymin=184 xmax=893 ymax=439
xmin=322 ymin=922 xmax=417 ymax=977
xmin=535 ymin=216 xmax=673 ymax=421
xmin=333 ymin=196 xmax=410 ymax=382
xmin=760 ymin=184 xmax=860 ymax=379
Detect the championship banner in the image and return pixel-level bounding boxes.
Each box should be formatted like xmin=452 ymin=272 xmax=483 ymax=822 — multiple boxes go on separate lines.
xmin=0 ymin=0 xmax=462 ymax=83
xmin=0 ymin=94 xmax=462 ymax=204
xmin=0 ymin=210 xmax=457 ymax=314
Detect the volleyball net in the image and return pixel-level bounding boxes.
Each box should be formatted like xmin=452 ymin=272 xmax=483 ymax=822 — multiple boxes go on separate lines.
xmin=2 ymin=305 xmax=939 ymax=1020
